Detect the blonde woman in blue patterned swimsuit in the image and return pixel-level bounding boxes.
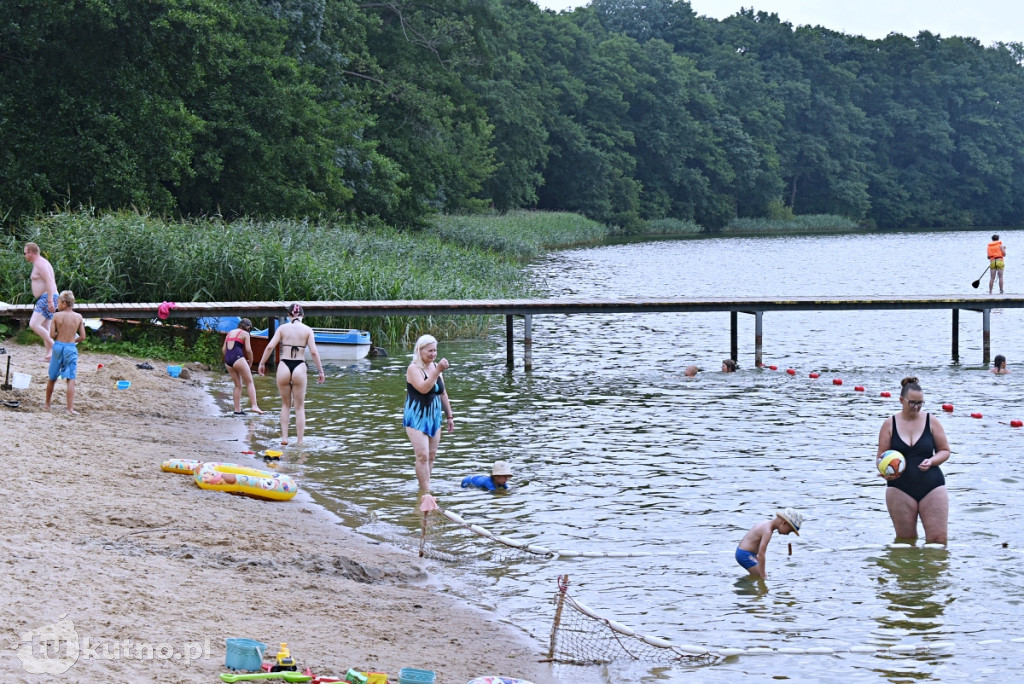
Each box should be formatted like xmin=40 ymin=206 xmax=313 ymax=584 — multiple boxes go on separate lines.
xmin=404 ymin=334 xmax=454 ymax=496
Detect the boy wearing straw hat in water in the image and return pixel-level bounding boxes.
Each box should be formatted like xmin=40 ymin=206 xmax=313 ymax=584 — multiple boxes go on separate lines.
xmin=461 ymin=461 xmax=514 ymax=491
xmin=736 ymin=507 xmax=802 ymax=579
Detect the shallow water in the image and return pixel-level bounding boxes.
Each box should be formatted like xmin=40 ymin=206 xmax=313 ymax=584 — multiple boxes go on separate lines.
xmin=227 ymin=229 xmax=1024 ymax=682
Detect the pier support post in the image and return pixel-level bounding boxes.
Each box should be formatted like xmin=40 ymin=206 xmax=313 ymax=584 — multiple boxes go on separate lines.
xmin=730 ymin=311 xmax=738 ymax=362
xmin=506 ymin=315 xmax=514 ymax=368
xmin=951 ymin=309 xmax=959 ymax=360
xmin=754 ymin=311 xmax=763 ymax=368
xmin=524 ymin=315 xmax=533 ymax=371
xmin=983 ymin=308 xmax=991 ymax=365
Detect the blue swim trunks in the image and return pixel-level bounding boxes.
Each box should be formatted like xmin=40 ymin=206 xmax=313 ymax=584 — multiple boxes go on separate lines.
xmin=735 ymin=548 xmax=759 ymax=570
xmin=34 ymin=293 xmax=59 ymax=321
xmin=48 ymin=341 xmax=79 ymax=381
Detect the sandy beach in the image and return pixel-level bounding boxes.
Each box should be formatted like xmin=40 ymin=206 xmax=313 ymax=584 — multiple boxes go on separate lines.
xmin=0 ymin=341 xmax=556 ymax=684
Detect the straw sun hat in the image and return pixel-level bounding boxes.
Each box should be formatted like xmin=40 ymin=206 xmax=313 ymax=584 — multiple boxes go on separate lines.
xmin=491 ymin=461 xmax=513 ymax=477
xmin=776 ymin=507 xmax=803 ymax=536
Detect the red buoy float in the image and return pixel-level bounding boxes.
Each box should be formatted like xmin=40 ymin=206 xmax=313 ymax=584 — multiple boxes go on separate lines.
xmin=769 ymin=365 xmax=778 ymax=370
xmin=880 ymin=391 xmax=891 ymax=398
xmin=809 ymin=372 xmax=820 ymax=379
xmin=833 ymin=378 xmax=843 ymax=385
xmin=1011 ymin=420 xmax=1023 ymax=428
xmin=971 ymin=412 xmax=983 ymax=419
xmin=854 ymin=386 xmax=865 ymax=392
xmin=942 ymin=404 xmax=954 ymax=412
xmin=786 ymin=368 xmax=796 ymax=375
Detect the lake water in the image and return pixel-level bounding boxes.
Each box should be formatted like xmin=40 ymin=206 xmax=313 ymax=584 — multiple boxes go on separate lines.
xmin=227 ymin=229 xmax=1024 ymax=683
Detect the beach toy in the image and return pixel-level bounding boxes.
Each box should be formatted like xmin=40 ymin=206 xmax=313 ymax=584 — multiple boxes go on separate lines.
xmin=467 ymin=678 xmax=536 ymax=684
xmin=398 ymin=668 xmax=436 ymax=684
xmin=167 ymin=365 xmax=182 ymax=378
xmin=225 ymin=638 xmax=267 ymax=672
xmin=116 ymin=380 xmax=131 ymax=390
xmin=97 ymin=363 xmax=104 ymax=369
xmin=344 ymin=670 xmax=368 ymax=684
xmin=854 ymin=386 xmax=864 ymax=392
xmin=880 ymin=391 xmax=891 ymax=397
xmin=195 ymin=462 xmax=298 ymax=501
xmin=220 ymin=673 xmax=311 ymax=683
xmin=878 ymin=450 xmax=905 ymax=478
xmin=942 ymin=403 xmax=954 ymax=411
xmin=264 ymin=450 xmax=283 ymax=459
xmin=365 ymin=674 xmax=388 ymax=684
xmin=161 ymin=458 xmax=202 ymax=474
xmin=273 ymin=643 xmax=296 ymax=672
xmin=832 ymin=378 xmax=843 ymax=385
xmin=809 ymin=372 xmax=820 ymax=378
xmin=12 ymin=372 xmax=31 ymax=390
xmin=1012 ymin=420 xmax=1023 ymax=428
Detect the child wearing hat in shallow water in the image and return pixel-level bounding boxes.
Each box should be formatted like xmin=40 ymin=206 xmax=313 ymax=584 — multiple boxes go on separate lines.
xmin=461 ymin=461 xmax=513 ymax=491
xmin=735 ymin=508 xmax=802 ymax=579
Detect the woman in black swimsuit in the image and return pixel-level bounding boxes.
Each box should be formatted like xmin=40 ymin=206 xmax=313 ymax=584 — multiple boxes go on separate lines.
xmin=223 ymin=318 xmax=263 ymax=415
xmin=875 ymin=377 xmax=951 ymax=544
xmin=257 ymin=304 xmax=326 ymax=446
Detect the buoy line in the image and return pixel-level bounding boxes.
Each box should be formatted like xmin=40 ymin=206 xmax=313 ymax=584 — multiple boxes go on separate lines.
xmin=759 ymin=364 xmax=1022 ymax=427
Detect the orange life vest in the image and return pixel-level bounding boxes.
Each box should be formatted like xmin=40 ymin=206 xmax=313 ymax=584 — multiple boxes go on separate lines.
xmin=988 ymin=241 xmax=1005 ymax=259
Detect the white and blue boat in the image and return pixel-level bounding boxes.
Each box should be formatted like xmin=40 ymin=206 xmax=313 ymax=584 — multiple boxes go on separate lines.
xmin=200 ymin=317 xmax=372 ymax=361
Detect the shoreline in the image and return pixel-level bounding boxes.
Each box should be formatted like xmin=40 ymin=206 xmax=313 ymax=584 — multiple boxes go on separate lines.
xmin=0 ymin=341 xmax=556 ymax=683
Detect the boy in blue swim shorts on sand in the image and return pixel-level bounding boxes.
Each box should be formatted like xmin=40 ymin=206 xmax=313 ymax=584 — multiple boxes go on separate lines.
xmin=736 ymin=507 xmax=802 ymax=579
xmin=45 ymin=290 xmax=87 ymax=414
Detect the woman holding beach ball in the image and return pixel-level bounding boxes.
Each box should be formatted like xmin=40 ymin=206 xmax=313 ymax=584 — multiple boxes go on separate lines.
xmin=875 ymin=377 xmax=951 ymax=544
xmin=404 ymin=334 xmax=454 ymax=503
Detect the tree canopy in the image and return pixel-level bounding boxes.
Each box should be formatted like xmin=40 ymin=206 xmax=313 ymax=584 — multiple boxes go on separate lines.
xmin=2 ymin=0 xmax=1023 ymax=229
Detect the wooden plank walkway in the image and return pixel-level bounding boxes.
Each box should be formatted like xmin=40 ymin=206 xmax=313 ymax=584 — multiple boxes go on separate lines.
xmin=1 ymin=295 xmax=1018 ymax=365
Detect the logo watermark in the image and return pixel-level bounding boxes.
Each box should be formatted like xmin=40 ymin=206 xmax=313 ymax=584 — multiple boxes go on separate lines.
xmin=17 ymin=615 xmax=212 ymax=674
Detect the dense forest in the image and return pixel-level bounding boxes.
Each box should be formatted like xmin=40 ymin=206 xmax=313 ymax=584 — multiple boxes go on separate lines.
xmin=2 ymin=0 xmax=1023 ymax=230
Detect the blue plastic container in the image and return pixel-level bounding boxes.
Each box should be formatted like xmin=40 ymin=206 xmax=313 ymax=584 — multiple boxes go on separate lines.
xmin=225 ymin=638 xmax=266 ymax=671
xmin=398 ymin=668 xmax=436 ymax=684
xmin=116 ymin=380 xmax=131 ymax=390
xmin=166 ymin=365 xmax=182 ymax=378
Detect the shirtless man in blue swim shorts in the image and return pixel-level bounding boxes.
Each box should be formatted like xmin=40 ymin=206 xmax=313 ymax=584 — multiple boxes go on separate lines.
xmin=24 ymin=242 xmax=59 ymax=361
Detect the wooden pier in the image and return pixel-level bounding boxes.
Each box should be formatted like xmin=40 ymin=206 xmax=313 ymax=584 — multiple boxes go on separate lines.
xmin=1 ymin=295 xmax=1019 ymax=366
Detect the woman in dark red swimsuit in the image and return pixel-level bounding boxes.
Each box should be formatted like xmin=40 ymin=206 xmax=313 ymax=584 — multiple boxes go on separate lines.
xmin=875 ymin=377 xmax=951 ymax=544
xmin=222 ymin=318 xmax=263 ymax=416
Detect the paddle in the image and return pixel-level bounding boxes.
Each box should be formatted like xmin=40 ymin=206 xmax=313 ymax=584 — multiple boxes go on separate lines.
xmin=971 ymin=266 xmax=990 ymax=289
xmin=219 ymin=672 xmax=312 ymax=683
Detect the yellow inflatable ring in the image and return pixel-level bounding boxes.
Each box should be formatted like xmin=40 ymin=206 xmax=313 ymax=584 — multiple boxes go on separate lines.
xmin=161 ymin=458 xmax=202 ymax=474
xmin=193 ymin=462 xmax=298 ymax=501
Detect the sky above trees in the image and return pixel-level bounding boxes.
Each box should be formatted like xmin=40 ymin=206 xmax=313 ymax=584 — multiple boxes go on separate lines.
xmin=535 ymin=0 xmax=1024 ymax=46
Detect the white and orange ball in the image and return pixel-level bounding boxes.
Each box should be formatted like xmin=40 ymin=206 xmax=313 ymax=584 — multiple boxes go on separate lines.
xmin=877 ymin=450 xmax=905 ymax=478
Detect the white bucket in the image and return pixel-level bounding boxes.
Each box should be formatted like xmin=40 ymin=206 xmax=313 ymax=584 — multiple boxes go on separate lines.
xmin=11 ymin=372 xmax=31 ymax=390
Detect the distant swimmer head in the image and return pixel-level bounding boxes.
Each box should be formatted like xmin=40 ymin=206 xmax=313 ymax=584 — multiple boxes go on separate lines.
xmin=492 ymin=460 xmax=513 ymax=477
xmin=722 ymin=359 xmax=737 ymax=373
xmin=684 ymin=365 xmax=698 ymax=377
xmin=994 ymin=354 xmax=1006 ymax=369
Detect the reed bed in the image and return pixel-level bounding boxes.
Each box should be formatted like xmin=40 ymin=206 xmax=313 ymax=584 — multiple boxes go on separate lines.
xmin=721 ymin=215 xmax=862 ymax=234
xmin=427 ymin=211 xmax=608 ymax=260
xmin=1 ymin=211 xmax=535 ymax=347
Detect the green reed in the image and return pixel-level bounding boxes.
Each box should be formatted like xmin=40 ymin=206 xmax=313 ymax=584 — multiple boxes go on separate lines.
xmin=427 ymin=210 xmax=609 ymax=260
xmin=722 ymin=215 xmax=862 ymax=234
xmin=1 ymin=210 xmax=536 ymax=348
